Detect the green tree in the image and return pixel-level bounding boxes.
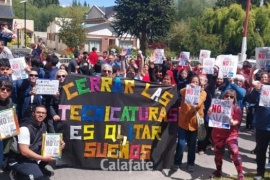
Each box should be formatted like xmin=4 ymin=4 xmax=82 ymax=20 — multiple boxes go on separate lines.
xmin=175 ymin=0 xmax=216 ymax=20
xmin=28 ymin=0 xmax=60 ymax=7
xmin=58 ymin=7 xmax=86 ymax=49
xmin=112 ymin=0 xmax=176 ymax=55
xmin=83 ymin=1 xmax=87 ymax=7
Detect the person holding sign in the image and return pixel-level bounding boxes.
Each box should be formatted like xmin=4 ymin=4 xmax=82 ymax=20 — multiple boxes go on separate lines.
xmin=8 ymin=105 xmax=65 ymax=179
xmin=173 ymin=75 xmax=206 ymax=172
xmin=208 ymin=90 xmax=244 ymax=180
xmin=0 ymin=80 xmax=15 ymax=172
xmin=245 ymin=80 xmax=270 ymax=180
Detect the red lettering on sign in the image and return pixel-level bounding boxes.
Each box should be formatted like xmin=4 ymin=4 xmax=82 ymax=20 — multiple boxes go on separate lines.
xmin=186 ymin=89 xmax=193 ymax=95
xmin=258 ymin=53 xmax=266 ymax=59
xmin=212 ymin=104 xmax=222 ymax=113
xmin=262 ymin=90 xmax=270 ymax=96
xmin=222 ymin=61 xmax=229 ymax=66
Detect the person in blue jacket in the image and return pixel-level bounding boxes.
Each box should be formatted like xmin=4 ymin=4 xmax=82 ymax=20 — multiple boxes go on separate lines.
xmin=223 ymin=74 xmax=246 ymax=110
xmin=246 ymin=81 xmax=270 ymax=180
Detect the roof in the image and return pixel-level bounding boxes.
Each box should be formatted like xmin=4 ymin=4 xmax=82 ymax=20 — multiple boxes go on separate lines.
xmin=0 ymin=4 xmax=14 ymax=19
xmin=98 ymin=6 xmax=115 ymax=18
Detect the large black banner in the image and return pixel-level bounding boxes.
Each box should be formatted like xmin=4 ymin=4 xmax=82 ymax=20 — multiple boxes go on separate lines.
xmin=57 ymin=74 xmax=178 ymax=170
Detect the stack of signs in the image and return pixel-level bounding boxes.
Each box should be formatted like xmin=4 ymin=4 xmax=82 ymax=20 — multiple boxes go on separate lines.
xmin=154 ymin=49 xmax=164 ymax=64
xmin=9 ymin=57 xmax=28 ymax=80
xmin=216 ymin=55 xmax=238 ymax=78
xmin=199 ymin=50 xmax=211 ymax=63
xmin=41 ymin=133 xmax=62 ymax=159
xmin=209 ymin=99 xmax=232 ymax=129
xmin=255 ymin=47 xmax=270 ymax=70
xmin=178 ymin=51 xmax=190 ymax=66
xmin=0 ymin=108 xmax=20 ymax=140
xmin=185 ymin=85 xmax=201 ymax=105
xmin=259 ymin=85 xmax=270 ymax=107
xmin=202 ymin=58 xmax=215 ymax=74
xmin=36 ymin=79 xmax=59 ymax=95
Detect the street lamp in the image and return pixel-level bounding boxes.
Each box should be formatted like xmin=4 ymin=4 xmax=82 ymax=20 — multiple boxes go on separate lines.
xmin=20 ymin=0 xmax=27 ymax=48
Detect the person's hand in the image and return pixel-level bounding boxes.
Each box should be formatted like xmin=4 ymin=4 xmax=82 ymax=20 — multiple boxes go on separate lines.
xmin=24 ymin=65 xmax=31 ymax=73
xmin=207 ymin=108 xmax=212 ymax=116
xmin=54 ymin=91 xmax=60 ymax=97
xmin=149 ymin=53 xmax=156 ymax=64
xmin=228 ymin=77 xmax=234 ymax=84
xmin=229 ymin=117 xmax=237 ymax=126
xmin=30 ymin=89 xmax=36 ymax=95
xmin=121 ymin=48 xmax=127 ymax=56
xmin=42 ymin=156 xmax=56 ymax=162
xmin=190 ymin=104 xmax=198 ymax=109
xmin=60 ymin=141 xmax=65 ymax=150
xmin=53 ymin=115 xmax=61 ymax=121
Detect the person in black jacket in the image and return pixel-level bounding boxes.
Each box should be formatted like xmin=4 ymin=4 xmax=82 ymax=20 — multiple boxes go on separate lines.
xmin=8 ymin=105 xmax=65 ymax=179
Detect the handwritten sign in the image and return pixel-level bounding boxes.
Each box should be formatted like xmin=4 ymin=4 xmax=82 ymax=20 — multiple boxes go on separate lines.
xmin=178 ymin=51 xmax=190 ymax=66
xmin=199 ymin=50 xmax=211 ymax=63
xmin=9 ymin=57 xmax=28 ymax=80
xmin=57 ymin=74 xmax=178 ymax=170
xmin=209 ymin=99 xmax=232 ymax=129
xmin=0 ymin=108 xmax=20 ymax=140
xmin=216 ymin=55 xmax=238 ymax=78
xmin=154 ymin=49 xmax=164 ymax=64
xmin=185 ymin=85 xmax=201 ymax=105
xmin=202 ymin=58 xmax=215 ymax=74
xmin=41 ymin=133 xmax=62 ymax=159
xmin=259 ymin=85 xmax=270 ymax=107
xmin=36 ymin=79 xmax=59 ymax=95
xmin=255 ymin=47 xmax=270 ymax=70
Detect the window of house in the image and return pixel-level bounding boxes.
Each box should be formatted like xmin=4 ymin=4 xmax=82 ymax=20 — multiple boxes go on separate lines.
xmin=89 ymin=39 xmax=101 ymax=52
xmin=119 ymin=40 xmax=133 ymax=48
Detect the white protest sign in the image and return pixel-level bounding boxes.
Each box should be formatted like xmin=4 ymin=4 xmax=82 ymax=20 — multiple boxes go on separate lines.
xmin=154 ymin=49 xmax=164 ymax=64
xmin=0 ymin=108 xmax=19 ymax=140
xmin=209 ymin=99 xmax=232 ymax=129
xmin=255 ymin=47 xmax=270 ymax=70
xmin=42 ymin=133 xmax=62 ymax=159
xmin=36 ymin=79 xmax=59 ymax=95
xmin=178 ymin=51 xmax=190 ymax=66
xmin=216 ymin=55 xmax=238 ymax=78
xmin=185 ymin=85 xmax=201 ymax=105
xmin=202 ymin=58 xmax=215 ymax=74
xmin=9 ymin=57 xmax=28 ymax=80
xmin=199 ymin=50 xmax=211 ymax=63
xmin=259 ymin=85 xmax=270 ymax=107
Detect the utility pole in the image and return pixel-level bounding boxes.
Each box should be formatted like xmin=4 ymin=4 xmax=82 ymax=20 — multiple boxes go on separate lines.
xmin=240 ymin=0 xmax=251 ymax=64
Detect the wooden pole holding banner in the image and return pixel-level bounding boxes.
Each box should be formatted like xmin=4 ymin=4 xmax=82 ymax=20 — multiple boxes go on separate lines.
xmin=240 ymin=0 xmax=251 ymax=64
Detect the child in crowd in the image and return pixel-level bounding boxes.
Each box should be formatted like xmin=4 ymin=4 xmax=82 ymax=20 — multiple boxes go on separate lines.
xmin=208 ymin=89 xmax=244 ymax=180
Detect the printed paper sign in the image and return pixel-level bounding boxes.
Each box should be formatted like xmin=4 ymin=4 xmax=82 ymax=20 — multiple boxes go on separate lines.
xmin=36 ymin=79 xmax=59 ymax=95
xmin=185 ymin=85 xmax=201 ymax=105
xmin=154 ymin=49 xmax=164 ymax=64
xmin=259 ymin=85 xmax=270 ymax=107
xmin=202 ymin=58 xmax=215 ymax=74
xmin=9 ymin=57 xmax=28 ymax=80
xmin=121 ymin=48 xmax=132 ymax=56
xmin=255 ymin=47 xmax=270 ymax=70
xmin=209 ymin=99 xmax=232 ymax=129
xmin=0 ymin=108 xmax=20 ymax=140
xmin=199 ymin=50 xmax=211 ymax=63
xmin=42 ymin=133 xmax=62 ymax=159
xmin=178 ymin=51 xmax=190 ymax=66
xmin=216 ymin=55 xmax=238 ymax=78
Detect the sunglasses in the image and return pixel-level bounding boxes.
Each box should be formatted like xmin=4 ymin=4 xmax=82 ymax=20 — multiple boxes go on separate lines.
xmin=225 ymin=95 xmax=234 ymax=99
xmin=103 ymin=70 xmax=112 ymax=73
xmin=0 ymin=87 xmax=12 ymax=92
xmin=57 ymin=75 xmax=66 ymax=78
xmin=29 ymin=74 xmax=38 ymax=77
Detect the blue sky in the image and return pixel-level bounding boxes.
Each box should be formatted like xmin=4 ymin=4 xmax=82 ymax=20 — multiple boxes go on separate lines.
xmin=59 ymin=0 xmax=116 ymax=7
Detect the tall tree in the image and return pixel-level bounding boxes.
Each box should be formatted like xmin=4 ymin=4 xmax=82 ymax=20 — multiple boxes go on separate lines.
xmin=113 ymin=0 xmax=175 ymax=55
xmin=83 ymin=1 xmax=87 ymax=7
xmin=58 ymin=6 xmax=87 ymax=49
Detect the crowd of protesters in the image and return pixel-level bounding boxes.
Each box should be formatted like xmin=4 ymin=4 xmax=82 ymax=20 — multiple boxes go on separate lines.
xmin=0 ymin=35 xmax=269 ymax=179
